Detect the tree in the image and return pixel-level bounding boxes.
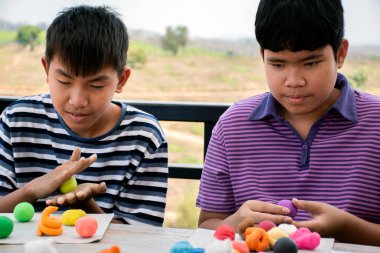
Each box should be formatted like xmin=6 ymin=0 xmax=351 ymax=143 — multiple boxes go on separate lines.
xmin=161 ymin=26 xmax=188 ymax=55
xmin=16 ymin=25 xmax=42 ymax=51
xmin=348 ymin=69 xmax=368 ymax=90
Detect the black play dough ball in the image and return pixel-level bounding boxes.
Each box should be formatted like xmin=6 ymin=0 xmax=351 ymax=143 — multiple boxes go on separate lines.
xmin=273 ymin=237 xmax=298 ymax=253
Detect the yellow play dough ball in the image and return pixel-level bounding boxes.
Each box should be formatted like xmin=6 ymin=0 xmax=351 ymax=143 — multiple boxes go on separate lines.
xmin=59 ymin=176 xmax=77 ymax=194
xmin=61 ymin=209 xmax=87 ymax=226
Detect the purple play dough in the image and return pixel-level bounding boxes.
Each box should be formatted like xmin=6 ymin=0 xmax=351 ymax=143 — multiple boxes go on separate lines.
xmin=277 ymin=199 xmax=298 ymax=218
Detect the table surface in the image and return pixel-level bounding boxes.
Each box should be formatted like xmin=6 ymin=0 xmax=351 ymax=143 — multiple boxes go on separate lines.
xmin=1 ymin=224 xmax=380 ymax=253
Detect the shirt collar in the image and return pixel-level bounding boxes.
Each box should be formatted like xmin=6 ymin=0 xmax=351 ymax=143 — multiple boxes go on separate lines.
xmin=248 ymin=73 xmax=357 ymax=122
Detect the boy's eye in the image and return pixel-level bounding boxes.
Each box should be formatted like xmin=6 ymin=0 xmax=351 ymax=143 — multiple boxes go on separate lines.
xmin=57 ymin=80 xmax=71 ymax=85
xmin=270 ymin=63 xmax=284 ymax=68
xmin=91 ymin=85 xmax=105 ymax=89
xmin=305 ymin=61 xmax=319 ymax=67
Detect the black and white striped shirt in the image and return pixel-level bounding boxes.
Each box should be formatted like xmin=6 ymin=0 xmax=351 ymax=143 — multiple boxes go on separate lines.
xmin=0 ymin=94 xmax=168 ymax=226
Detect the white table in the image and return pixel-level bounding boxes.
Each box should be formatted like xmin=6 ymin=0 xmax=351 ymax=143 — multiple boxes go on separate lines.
xmin=1 ymin=224 xmax=380 ymax=252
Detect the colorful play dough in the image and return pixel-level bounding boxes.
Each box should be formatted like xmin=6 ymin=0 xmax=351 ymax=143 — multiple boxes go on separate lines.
xmin=187 ymin=249 xmax=205 ymax=253
xmin=14 ymin=202 xmax=35 ymax=222
xmin=205 ymin=239 xmax=233 ymax=253
xmin=273 ymin=237 xmax=298 ymax=253
xmin=0 ymin=216 xmax=14 ymax=238
xmin=98 ymin=245 xmax=121 ymax=253
xmin=61 ymin=209 xmax=86 ymax=226
xmin=24 ymin=239 xmax=58 ymax=253
xmin=290 ymin=227 xmax=321 ymax=250
xmin=75 ymin=216 xmax=98 ymax=238
xmin=277 ymin=199 xmax=298 ymax=218
xmin=278 ymin=223 xmax=297 ymax=235
xmin=232 ymin=240 xmax=249 ymax=253
xmin=237 ymin=217 xmax=255 ymax=239
xmin=36 ymin=206 xmax=63 ymax=236
xmin=170 ymin=240 xmax=193 ymax=253
xmin=267 ymin=227 xmax=289 ymax=247
xmin=244 ymin=227 xmax=270 ymax=252
xmin=257 ymin=220 xmax=276 ymax=231
xmin=213 ymin=224 xmax=235 ymax=241
xmin=59 ymin=176 xmax=77 ymax=194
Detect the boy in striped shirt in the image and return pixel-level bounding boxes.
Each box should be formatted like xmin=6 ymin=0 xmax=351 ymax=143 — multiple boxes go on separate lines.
xmin=0 ymin=6 xmax=168 ymax=226
xmin=197 ymin=0 xmax=380 ymax=245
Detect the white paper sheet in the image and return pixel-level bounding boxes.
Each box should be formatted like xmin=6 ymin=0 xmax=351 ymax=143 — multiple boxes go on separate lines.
xmin=188 ymin=228 xmax=335 ymax=253
xmin=0 ymin=212 xmax=113 ymax=244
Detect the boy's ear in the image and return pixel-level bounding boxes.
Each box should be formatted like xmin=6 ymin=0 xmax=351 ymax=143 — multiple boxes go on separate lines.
xmin=337 ymin=39 xmax=349 ymax=69
xmin=260 ymin=48 xmax=265 ymax=60
xmin=41 ymin=57 xmax=49 ymax=84
xmin=116 ymin=67 xmax=131 ymax=93
xmin=41 ymin=57 xmax=49 ymax=75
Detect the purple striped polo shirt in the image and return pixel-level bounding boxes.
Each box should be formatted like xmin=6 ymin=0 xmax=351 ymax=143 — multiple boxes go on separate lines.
xmin=196 ymin=73 xmax=380 ymax=223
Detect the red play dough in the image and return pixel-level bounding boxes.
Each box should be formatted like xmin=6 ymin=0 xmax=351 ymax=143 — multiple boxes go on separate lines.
xmin=75 ymin=216 xmax=98 ymax=238
xmin=214 ymin=224 xmax=235 ymax=240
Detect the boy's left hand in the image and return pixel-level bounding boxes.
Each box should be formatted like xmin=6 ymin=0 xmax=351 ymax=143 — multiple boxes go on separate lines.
xmin=46 ymin=182 xmax=107 ymax=207
xmin=291 ymin=198 xmax=347 ymax=237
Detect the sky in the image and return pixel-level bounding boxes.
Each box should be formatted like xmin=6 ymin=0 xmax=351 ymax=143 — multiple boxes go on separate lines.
xmin=0 ymin=0 xmax=380 ymax=46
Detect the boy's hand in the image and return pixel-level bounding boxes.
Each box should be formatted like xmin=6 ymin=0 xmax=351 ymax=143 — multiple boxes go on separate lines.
xmin=199 ymin=200 xmax=294 ymax=230
xmin=231 ymin=200 xmax=293 ymax=227
xmin=291 ymin=198 xmax=347 ymax=237
xmin=24 ymin=147 xmax=97 ymax=200
xmin=46 ymin=182 xmax=107 ymax=207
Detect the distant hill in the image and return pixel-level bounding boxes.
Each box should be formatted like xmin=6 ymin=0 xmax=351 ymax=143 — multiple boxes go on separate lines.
xmin=349 ymin=45 xmax=380 ymax=60
xmin=129 ymin=29 xmax=380 ymax=59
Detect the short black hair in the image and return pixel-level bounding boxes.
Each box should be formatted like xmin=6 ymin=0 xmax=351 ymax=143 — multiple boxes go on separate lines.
xmin=255 ymin=0 xmax=344 ymax=57
xmin=45 ymin=5 xmax=128 ymax=76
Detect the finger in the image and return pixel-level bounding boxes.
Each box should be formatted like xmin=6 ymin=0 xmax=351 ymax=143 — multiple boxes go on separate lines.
xmin=292 ymin=198 xmax=319 ymax=213
xmin=293 ymin=219 xmax=319 ymax=232
xmin=69 ymin=147 xmax=82 ymax=162
xmin=46 ymin=198 xmax=58 ymax=206
xmin=65 ymin=192 xmax=78 ymax=205
xmin=94 ymin=182 xmax=107 ymax=194
xmin=246 ymin=200 xmax=291 ymax=216
xmin=73 ymin=154 xmax=97 ymax=174
xmin=253 ymin=212 xmax=293 ymax=225
xmin=57 ymin=196 xmax=67 ymax=205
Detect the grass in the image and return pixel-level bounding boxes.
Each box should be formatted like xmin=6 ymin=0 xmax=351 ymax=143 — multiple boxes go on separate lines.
xmin=0 ymin=30 xmax=17 ymax=46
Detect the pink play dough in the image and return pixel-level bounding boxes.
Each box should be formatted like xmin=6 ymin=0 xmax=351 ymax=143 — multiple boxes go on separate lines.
xmin=75 ymin=216 xmax=98 ymax=238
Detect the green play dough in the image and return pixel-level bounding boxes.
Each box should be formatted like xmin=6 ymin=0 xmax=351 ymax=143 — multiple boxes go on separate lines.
xmin=60 ymin=176 xmax=78 ymax=193
xmin=0 ymin=216 xmax=14 ymax=238
xmin=13 ymin=202 xmax=35 ymax=222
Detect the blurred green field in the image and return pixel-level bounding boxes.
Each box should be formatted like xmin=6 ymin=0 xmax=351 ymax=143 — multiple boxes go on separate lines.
xmin=1 ymin=35 xmax=380 ymax=228
xmin=0 ymin=30 xmax=17 ymax=46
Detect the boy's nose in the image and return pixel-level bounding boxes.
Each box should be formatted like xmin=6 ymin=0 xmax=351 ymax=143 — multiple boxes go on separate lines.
xmin=69 ymin=88 xmax=89 ymax=108
xmin=285 ymin=68 xmax=306 ymax=88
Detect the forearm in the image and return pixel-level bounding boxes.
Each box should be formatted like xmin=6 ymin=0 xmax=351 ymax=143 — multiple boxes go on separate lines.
xmin=199 ymin=218 xmax=225 ymax=230
xmin=336 ymin=212 xmax=380 ymax=246
xmin=199 ymin=210 xmax=235 ymax=230
xmin=0 ymin=185 xmax=36 ymax=212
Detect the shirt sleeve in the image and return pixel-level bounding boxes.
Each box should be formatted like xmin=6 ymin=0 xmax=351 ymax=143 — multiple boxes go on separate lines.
xmin=115 ymin=129 xmax=168 ymax=226
xmin=196 ymin=119 xmax=236 ymax=212
xmin=0 ymin=110 xmax=17 ymax=195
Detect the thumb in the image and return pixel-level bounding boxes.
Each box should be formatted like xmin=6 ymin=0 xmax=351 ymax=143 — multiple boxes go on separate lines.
xmin=91 ymin=182 xmax=107 ymax=195
xmin=292 ymin=198 xmax=318 ymax=212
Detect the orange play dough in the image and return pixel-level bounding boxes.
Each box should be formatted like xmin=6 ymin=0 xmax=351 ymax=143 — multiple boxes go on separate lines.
xmin=36 ymin=206 xmax=63 ymax=236
xmin=98 ymin=245 xmax=121 ymax=253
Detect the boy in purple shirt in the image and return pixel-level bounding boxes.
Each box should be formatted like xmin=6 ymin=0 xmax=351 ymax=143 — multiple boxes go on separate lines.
xmin=197 ymin=0 xmax=380 ymax=246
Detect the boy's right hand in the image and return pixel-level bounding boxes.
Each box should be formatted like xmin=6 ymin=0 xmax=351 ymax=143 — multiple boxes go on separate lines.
xmin=24 ymin=147 xmax=97 ymax=201
xmin=199 ymin=200 xmax=293 ymax=230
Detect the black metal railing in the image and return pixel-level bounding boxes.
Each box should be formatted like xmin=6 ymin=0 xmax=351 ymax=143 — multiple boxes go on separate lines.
xmin=0 ymin=96 xmax=230 ymax=180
